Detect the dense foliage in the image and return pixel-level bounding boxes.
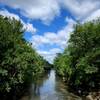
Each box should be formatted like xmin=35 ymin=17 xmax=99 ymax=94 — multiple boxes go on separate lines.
xmin=54 ymin=19 xmax=100 ymax=93
xmin=0 ymin=16 xmax=47 ymax=92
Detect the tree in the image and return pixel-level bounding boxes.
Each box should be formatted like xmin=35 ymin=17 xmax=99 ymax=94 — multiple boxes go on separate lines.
xmin=0 ymin=15 xmax=46 ymax=92
xmin=54 ymin=18 xmax=100 ymax=93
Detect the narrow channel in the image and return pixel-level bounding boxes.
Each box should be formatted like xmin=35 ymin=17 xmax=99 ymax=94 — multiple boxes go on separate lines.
xmin=20 ymin=70 xmax=82 ymax=100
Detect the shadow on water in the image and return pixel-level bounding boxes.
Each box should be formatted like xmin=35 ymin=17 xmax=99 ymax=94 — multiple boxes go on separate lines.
xmin=0 ymin=70 xmax=82 ymax=100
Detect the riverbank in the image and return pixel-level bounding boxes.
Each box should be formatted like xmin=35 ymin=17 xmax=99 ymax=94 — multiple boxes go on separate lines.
xmin=86 ymin=92 xmax=100 ymax=100
xmin=60 ymin=76 xmax=100 ymax=99
xmin=1 ymin=70 xmax=99 ymax=100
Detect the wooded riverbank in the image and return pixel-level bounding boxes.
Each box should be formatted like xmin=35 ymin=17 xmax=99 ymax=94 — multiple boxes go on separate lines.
xmin=0 ymin=15 xmax=100 ymax=100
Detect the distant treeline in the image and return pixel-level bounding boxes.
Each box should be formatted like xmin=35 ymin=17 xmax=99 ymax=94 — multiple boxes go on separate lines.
xmin=54 ymin=19 xmax=100 ymax=94
xmin=0 ymin=15 xmax=51 ymax=93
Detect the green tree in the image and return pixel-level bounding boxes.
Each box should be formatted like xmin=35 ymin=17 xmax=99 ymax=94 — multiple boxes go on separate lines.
xmin=54 ymin=18 xmax=100 ymax=92
xmin=0 ymin=15 xmax=46 ymax=92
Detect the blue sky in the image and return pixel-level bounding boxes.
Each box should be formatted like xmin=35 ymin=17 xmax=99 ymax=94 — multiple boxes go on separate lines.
xmin=0 ymin=0 xmax=100 ymax=63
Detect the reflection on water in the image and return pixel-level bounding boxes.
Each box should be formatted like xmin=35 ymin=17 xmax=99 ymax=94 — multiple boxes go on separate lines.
xmin=20 ymin=70 xmax=82 ymax=100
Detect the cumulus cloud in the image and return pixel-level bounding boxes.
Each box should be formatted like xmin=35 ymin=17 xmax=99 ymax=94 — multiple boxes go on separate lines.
xmin=37 ymin=48 xmax=62 ymax=63
xmin=59 ymin=0 xmax=100 ymax=20
xmin=0 ymin=10 xmax=37 ymax=34
xmin=24 ymin=23 xmax=37 ymax=33
xmin=1 ymin=0 xmax=60 ymax=24
xmin=30 ymin=17 xmax=75 ymax=63
xmin=84 ymin=9 xmax=100 ymax=22
xmin=1 ymin=0 xmax=100 ymax=23
xmin=31 ymin=17 xmax=75 ymax=49
xmin=0 ymin=9 xmax=20 ymax=20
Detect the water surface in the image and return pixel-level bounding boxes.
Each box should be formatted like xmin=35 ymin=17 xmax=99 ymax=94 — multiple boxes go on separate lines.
xmin=20 ymin=70 xmax=82 ymax=100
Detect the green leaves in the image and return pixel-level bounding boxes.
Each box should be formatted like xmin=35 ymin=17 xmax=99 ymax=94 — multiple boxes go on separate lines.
xmin=0 ymin=69 xmax=8 ymax=76
xmin=0 ymin=15 xmax=46 ymax=93
xmin=54 ymin=18 xmax=100 ymax=91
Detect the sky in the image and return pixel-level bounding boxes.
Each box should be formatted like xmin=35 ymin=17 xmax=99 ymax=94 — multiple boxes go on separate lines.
xmin=0 ymin=0 xmax=100 ymax=63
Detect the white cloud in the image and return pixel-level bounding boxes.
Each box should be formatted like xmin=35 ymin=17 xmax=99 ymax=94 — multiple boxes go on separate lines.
xmin=59 ymin=0 xmax=100 ymax=20
xmin=24 ymin=23 xmax=37 ymax=33
xmin=31 ymin=17 xmax=75 ymax=63
xmin=31 ymin=17 xmax=75 ymax=49
xmin=1 ymin=0 xmax=60 ymax=24
xmin=0 ymin=9 xmax=20 ymax=20
xmin=1 ymin=0 xmax=100 ymax=23
xmin=0 ymin=10 xmax=37 ymax=34
xmin=37 ymin=48 xmax=62 ymax=63
xmin=84 ymin=9 xmax=100 ymax=22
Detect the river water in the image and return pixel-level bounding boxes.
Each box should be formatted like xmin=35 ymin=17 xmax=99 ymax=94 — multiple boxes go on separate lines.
xmin=20 ymin=70 xmax=82 ymax=100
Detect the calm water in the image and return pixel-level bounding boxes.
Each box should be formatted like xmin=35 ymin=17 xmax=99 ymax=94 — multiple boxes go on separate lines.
xmin=20 ymin=70 xmax=82 ymax=100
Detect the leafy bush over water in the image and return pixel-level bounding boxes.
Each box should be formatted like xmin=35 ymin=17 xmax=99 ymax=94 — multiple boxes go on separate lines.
xmin=0 ymin=16 xmax=46 ymax=92
xmin=54 ymin=19 xmax=100 ymax=93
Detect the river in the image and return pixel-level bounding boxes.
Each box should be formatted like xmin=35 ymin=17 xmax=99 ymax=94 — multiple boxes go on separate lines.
xmin=20 ymin=70 xmax=82 ymax=100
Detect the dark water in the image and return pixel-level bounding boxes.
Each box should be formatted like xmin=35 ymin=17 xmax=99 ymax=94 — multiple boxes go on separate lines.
xmin=20 ymin=70 xmax=82 ymax=100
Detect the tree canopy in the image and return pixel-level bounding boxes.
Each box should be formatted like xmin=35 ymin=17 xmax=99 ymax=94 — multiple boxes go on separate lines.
xmin=54 ymin=19 xmax=100 ymax=93
xmin=0 ymin=15 xmax=48 ymax=92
